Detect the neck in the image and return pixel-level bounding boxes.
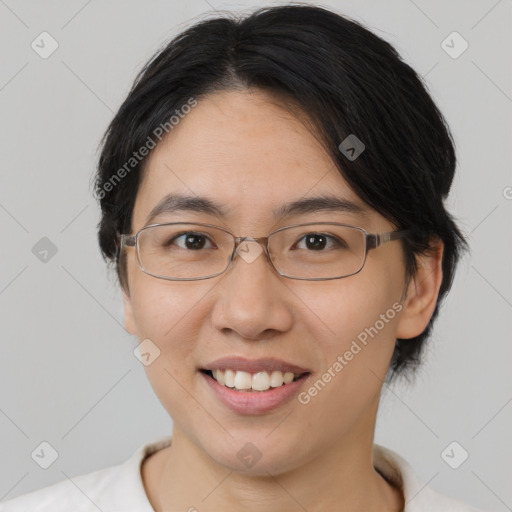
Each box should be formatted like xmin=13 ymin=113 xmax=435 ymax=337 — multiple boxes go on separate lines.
xmin=143 ymin=401 xmax=404 ymax=512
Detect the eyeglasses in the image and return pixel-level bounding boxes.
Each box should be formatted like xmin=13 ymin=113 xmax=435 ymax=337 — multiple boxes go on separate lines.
xmin=118 ymin=222 xmax=412 ymax=281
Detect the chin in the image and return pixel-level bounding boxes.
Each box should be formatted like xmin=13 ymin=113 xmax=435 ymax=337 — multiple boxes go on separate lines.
xmin=200 ymin=434 xmax=306 ymax=477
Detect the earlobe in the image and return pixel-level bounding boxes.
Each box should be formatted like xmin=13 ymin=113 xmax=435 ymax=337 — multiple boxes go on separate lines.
xmin=396 ymin=239 xmax=444 ymax=340
xmin=122 ymin=287 xmax=137 ymax=335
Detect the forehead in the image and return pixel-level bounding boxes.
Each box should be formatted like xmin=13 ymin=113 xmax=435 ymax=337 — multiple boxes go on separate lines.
xmin=132 ymin=89 xmax=374 ymax=230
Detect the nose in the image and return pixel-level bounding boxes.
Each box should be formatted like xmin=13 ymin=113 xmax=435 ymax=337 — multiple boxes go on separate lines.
xmin=210 ymin=240 xmax=294 ymax=340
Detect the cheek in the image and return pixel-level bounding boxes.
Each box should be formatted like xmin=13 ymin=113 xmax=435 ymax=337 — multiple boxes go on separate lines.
xmin=296 ymin=282 xmax=401 ymax=415
xmin=128 ymin=279 xmax=212 ymax=419
xmin=128 ymin=276 xmax=210 ymax=376
xmin=302 ymin=274 xmax=400 ymax=340
xmin=129 ymin=273 xmax=206 ymax=339
xmin=297 ymin=269 xmax=403 ymax=385
xmin=284 ymin=278 xmax=402 ymax=449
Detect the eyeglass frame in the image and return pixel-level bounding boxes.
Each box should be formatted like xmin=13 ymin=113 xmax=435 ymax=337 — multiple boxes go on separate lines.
xmin=117 ymin=221 xmax=413 ymax=282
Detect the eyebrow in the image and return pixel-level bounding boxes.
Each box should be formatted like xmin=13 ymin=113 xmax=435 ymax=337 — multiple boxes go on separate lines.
xmin=145 ymin=193 xmax=369 ymax=225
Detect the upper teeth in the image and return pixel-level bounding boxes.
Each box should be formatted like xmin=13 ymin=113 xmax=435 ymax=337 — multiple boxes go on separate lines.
xmin=212 ymin=369 xmax=299 ymax=392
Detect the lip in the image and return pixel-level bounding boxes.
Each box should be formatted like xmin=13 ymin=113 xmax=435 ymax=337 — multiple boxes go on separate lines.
xmin=200 ymin=370 xmax=311 ymax=415
xmin=201 ymin=356 xmax=310 ymax=374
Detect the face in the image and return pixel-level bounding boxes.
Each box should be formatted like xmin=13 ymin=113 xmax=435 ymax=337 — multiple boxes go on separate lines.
xmin=122 ymin=89 xmax=432 ymax=475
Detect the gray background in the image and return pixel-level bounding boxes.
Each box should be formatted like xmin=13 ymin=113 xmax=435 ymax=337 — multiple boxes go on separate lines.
xmin=1 ymin=0 xmax=511 ymax=510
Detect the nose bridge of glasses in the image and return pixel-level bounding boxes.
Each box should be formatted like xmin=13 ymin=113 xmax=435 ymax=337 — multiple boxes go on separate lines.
xmin=233 ymin=235 xmax=269 ymax=246
xmin=230 ymin=236 xmax=271 ymax=265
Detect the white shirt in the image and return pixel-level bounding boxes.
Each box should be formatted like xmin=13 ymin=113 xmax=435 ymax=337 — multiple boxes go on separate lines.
xmin=0 ymin=436 xmax=484 ymax=511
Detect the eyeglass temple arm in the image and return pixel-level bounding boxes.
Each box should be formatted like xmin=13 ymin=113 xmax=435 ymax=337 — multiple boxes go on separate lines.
xmin=366 ymin=228 xmax=413 ymax=251
xmin=120 ymin=234 xmax=136 ymax=247
xmin=116 ymin=234 xmax=136 ymax=262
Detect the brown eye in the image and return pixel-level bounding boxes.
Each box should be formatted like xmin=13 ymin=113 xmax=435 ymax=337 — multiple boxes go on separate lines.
xmin=168 ymin=232 xmax=214 ymax=250
xmin=294 ymin=233 xmax=347 ymax=251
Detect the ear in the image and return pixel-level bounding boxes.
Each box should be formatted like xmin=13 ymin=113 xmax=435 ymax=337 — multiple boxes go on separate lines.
xmin=396 ymin=238 xmax=444 ymax=339
xmin=122 ymin=287 xmax=137 ymax=335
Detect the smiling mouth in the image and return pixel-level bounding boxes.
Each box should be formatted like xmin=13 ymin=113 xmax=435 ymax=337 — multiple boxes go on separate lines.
xmin=200 ymin=368 xmax=310 ymax=392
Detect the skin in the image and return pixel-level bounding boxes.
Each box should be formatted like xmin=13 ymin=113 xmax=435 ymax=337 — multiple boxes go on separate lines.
xmin=122 ymin=89 xmax=443 ymax=512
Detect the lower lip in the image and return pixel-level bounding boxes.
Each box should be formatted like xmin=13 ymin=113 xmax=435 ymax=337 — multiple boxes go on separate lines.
xmin=201 ymin=371 xmax=310 ymax=415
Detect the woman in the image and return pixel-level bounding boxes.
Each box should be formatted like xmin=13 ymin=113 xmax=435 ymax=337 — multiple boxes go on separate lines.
xmin=1 ymin=4 xmax=483 ymax=511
